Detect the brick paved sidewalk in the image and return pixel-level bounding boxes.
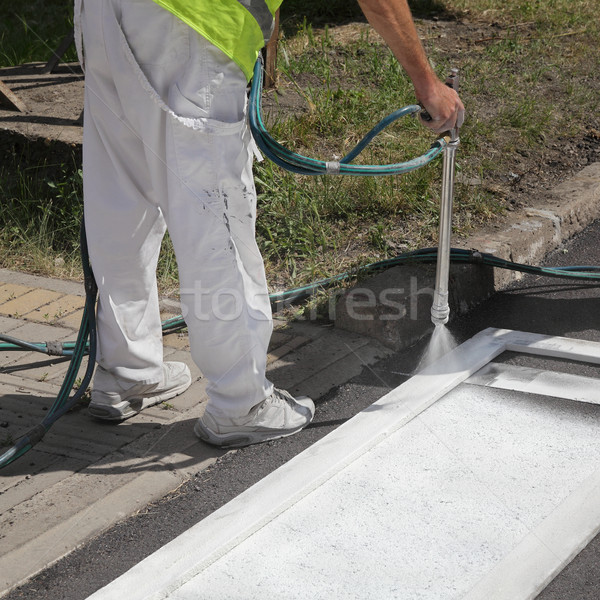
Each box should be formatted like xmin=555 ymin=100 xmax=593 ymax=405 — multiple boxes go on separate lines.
xmin=0 ymin=267 xmax=390 ymax=596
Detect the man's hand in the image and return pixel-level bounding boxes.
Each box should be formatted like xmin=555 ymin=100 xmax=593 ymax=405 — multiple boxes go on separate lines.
xmin=418 ymin=78 xmax=465 ymax=134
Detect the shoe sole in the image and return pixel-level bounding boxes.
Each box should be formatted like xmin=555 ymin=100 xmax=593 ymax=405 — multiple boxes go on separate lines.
xmin=89 ymin=377 xmax=192 ymax=422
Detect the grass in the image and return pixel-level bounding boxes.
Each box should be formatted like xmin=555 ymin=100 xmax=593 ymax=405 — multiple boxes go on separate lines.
xmin=0 ymin=150 xmax=83 ymax=277
xmin=0 ymin=142 xmax=178 ymax=289
xmin=0 ymin=0 xmax=598 ymax=297
xmin=0 ymin=0 xmax=76 ymax=66
xmin=256 ymin=20 xmax=453 ymax=288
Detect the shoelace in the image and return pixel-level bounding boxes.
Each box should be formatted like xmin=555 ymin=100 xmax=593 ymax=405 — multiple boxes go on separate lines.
xmin=271 ymin=388 xmax=296 ymax=408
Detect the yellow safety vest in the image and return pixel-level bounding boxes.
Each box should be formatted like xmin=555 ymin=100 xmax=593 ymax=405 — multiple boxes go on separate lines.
xmin=151 ymin=0 xmax=282 ymax=81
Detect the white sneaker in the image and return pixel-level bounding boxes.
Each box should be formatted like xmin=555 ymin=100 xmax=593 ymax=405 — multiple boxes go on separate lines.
xmin=89 ymin=361 xmax=192 ymax=421
xmin=194 ymin=388 xmax=315 ymax=448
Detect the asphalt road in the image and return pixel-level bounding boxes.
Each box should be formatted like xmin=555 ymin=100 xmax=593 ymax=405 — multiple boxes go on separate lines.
xmin=5 ymin=219 xmax=600 ymax=600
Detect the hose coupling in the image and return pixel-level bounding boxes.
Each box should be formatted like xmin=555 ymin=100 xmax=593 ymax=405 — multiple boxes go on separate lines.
xmin=430 ymin=290 xmax=450 ymax=326
xmin=45 ymin=341 xmax=64 ymax=356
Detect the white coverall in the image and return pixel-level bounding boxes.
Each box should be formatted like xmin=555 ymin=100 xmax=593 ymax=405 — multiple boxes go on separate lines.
xmin=77 ymin=0 xmax=274 ymax=418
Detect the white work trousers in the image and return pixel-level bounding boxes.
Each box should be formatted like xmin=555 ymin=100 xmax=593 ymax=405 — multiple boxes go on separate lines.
xmin=79 ymin=0 xmax=274 ymax=417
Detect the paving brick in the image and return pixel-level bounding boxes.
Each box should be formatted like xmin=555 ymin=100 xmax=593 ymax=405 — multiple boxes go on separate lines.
xmin=163 ymin=331 xmax=190 ymax=350
xmin=0 ymin=322 xmax=74 ymax=374
xmin=0 ymin=289 xmax=63 ymax=318
xmin=267 ymin=329 xmax=373 ymax=391
xmin=0 ymin=453 xmax=88 ymax=511
xmin=57 ymin=308 xmax=86 ymax=330
xmin=0 ymin=315 xmax=25 ymax=335
xmin=0 ymin=351 xmax=27 ymax=369
xmin=0 ymin=318 xmax=32 ymax=368
xmin=267 ymin=335 xmax=310 ymax=365
xmin=0 ymin=323 xmax=91 ymax=387
xmin=160 ymin=310 xmax=183 ymax=322
xmin=0 ymin=283 xmax=32 ymax=305
xmin=4 ymin=353 xmax=73 ymax=384
xmin=25 ymin=293 xmax=86 ymax=323
xmin=269 ymin=329 xmax=294 ymax=348
xmin=45 ymin=353 xmax=94 ymax=386
xmin=6 ymin=320 xmax=73 ymax=342
xmin=292 ymin=342 xmax=391 ymax=400
xmin=5 ymin=309 xmax=84 ymax=384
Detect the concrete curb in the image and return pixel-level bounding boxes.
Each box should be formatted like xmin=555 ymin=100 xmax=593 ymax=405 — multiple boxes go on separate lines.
xmin=0 ymin=269 xmax=85 ymax=297
xmin=335 ymin=163 xmax=600 ymax=350
xmin=463 ymin=162 xmax=600 ymax=287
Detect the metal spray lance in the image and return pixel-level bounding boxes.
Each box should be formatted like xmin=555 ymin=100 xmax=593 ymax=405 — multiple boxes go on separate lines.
xmin=430 ymin=68 xmax=460 ymax=327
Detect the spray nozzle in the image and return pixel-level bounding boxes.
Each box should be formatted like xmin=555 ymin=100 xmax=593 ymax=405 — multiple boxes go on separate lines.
xmin=430 ymin=290 xmax=450 ymax=326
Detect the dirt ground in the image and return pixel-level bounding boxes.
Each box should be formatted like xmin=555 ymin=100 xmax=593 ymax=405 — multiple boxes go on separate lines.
xmin=0 ymin=62 xmax=83 ymax=146
xmin=426 ymin=18 xmax=600 ymax=209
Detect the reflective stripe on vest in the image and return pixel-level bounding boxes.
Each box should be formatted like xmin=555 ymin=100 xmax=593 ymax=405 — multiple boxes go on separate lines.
xmin=239 ymin=0 xmax=276 ymax=44
xmin=151 ymin=0 xmax=281 ymax=81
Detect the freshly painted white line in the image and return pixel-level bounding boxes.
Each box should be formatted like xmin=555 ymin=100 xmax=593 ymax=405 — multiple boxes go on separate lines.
xmin=501 ymin=329 xmax=600 ymax=363
xmin=86 ymin=329 xmax=600 ymax=600
xmin=170 ymin=385 xmax=600 ymax=600
xmin=466 ymin=363 xmax=600 ymax=405
xmin=463 ymin=467 xmax=600 ymax=600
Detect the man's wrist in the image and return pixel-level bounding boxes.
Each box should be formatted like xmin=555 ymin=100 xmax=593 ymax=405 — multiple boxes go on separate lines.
xmin=409 ymin=70 xmax=440 ymax=103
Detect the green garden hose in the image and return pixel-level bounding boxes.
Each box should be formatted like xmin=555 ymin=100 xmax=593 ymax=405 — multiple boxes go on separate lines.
xmin=0 ymin=223 xmax=97 ymax=468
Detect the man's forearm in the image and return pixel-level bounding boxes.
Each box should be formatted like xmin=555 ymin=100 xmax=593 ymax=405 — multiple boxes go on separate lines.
xmin=357 ymin=0 xmax=438 ymax=98
xmin=357 ymin=0 xmax=464 ymax=132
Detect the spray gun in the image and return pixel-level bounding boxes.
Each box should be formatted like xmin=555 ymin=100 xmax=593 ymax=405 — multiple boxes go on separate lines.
xmin=430 ymin=68 xmax=460 ymax=327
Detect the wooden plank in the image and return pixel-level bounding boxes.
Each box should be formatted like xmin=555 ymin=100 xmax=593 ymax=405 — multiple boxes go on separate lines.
xmin=0 ymin=78 xmax=27 ymax=113
xmin=41 ymin=30 xmax=75 ymax=74
xmin=264 ymin=9 xmax=280 ymax=88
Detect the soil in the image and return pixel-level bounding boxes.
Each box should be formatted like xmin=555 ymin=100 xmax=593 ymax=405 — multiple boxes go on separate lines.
xmin=423 ymin=17 xmax=600 ymax=212
xmin=0 ymin=62 xmax=83 ymax=145
xmin=0 ymin=62 xmax=83 ymax=174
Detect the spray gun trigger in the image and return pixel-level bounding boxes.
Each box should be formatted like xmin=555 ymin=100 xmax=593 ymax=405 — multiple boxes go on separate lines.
xmin=420 ymin=109 xmax=433 ymax=122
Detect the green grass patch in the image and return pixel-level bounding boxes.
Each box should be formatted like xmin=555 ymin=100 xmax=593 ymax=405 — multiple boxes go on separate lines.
xmin=0 ymin=145 xmax=177 ymax=288
xmin=0 ymin=1 xmax=76 ymax=66
xmin=0 ymin=147 xmax=82 ymax=277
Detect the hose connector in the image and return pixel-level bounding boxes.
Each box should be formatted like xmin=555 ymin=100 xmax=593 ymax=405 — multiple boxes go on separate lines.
xmin=430 ymin=289 xmax=450 ymax=326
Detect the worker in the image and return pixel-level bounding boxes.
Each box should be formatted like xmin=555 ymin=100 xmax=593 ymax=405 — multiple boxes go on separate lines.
xmin=75 ymin=0 xmax=464 ymax=448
